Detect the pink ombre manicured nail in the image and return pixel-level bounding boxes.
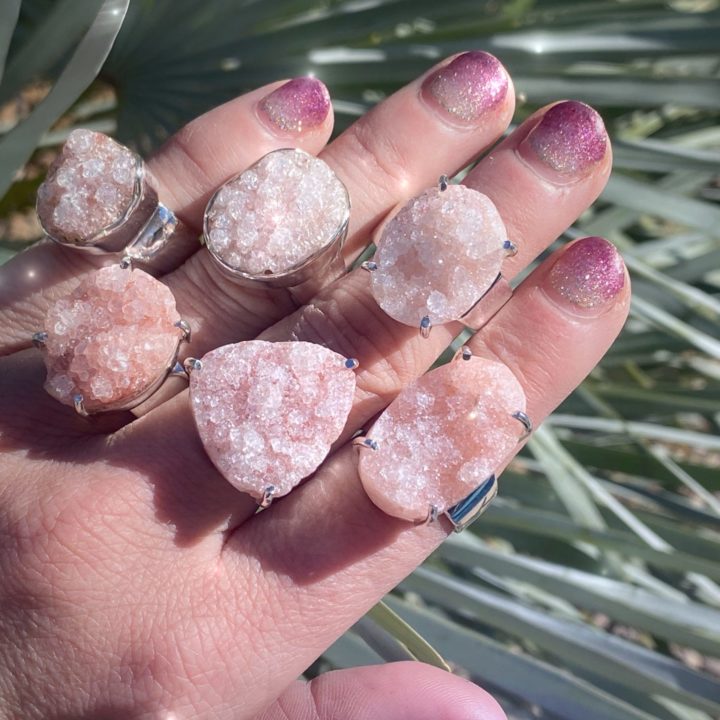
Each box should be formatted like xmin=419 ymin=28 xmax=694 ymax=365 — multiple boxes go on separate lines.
xmin=518 ymin=101 xmax=607 ymax=183
xmin=258 ymin=77 xmax=331 ymax=134
xmin=421 ymin=51 xmax=508 ymax=124
xmin=544 ymin=236 xmax=625 ymax=315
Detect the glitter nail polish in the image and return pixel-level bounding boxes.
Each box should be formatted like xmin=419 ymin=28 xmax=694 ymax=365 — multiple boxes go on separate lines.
xmin=421 ymin=51 xmax=508 ymax=124
xmin=545 ymin=236 xmax=625 ymax=314
xmin=518 ymin=101 xmax=607 ymax=182
xmin=258 ymin=77 xmax=331 ymax=134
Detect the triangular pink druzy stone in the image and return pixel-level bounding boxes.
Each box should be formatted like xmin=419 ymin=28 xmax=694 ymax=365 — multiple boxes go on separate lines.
xmin=358 ymin=356 xmax=526 ymax=522
xmin=190 ymin=340 xmax=356 ymax=500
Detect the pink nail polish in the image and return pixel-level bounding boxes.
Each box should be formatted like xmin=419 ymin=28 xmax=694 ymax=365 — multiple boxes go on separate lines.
xmin=518 ymin=101 xmax=607 ymax=183
xmin=258 ymin=77 xmax=331 ymax=134
xmin=545 ymin=236 xmax=625 ymax=315
xmin=421 ymin=51 xmax=508 ymax=124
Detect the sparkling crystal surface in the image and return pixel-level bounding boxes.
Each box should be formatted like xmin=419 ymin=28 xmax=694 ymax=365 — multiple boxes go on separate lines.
xmin=370 ymin=185 xmax=507 ymax=327
xmin=204 ymin=149 xmax=348 ymax=276
xmin=42 ymin=266 xmax=181 ymax=412
xmin=190 ymin=341 xmax=356 ymax=499
xmin=358 ymin=357 xmax=525 ymax=522
xmin=37 ymin=129 xmax=138 ymax=243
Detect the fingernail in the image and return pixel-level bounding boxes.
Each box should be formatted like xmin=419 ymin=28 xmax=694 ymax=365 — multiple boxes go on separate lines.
xmin=421 ymin=51 xmax=508 ymax=125
xmin=258 ymin=77 xmax=331 ymax=134
xmin=544 ymin=236 xmax=625 ymax=316
xmin=517 ymin=101 xmax=607 ymax=183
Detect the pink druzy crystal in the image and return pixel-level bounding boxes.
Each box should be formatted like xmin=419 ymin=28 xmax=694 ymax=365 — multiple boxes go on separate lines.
xmin=37 ymin=129 xmax=138 ymax=244
xmin=358 ymin=357 xmax=526 ymax=522
xmin=42 ymin=266 xmax=181 ymax=412
xmin=370 ymin=185 xmax=507 ymax=327
xmin=204 ymin=148 xmax=349 ymax=276
xmin=190 ymin=341 xmax=356 ymax=500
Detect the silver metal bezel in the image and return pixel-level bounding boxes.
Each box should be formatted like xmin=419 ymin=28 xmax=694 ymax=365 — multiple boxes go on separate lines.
xmin=201 ymin=148 xmax=351 ymax=290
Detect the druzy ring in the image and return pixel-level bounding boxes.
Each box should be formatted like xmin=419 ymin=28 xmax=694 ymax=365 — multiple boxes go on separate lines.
xmin=37 ymin=129 xmax=178 ymax=263
xmin=32 ymin=265 xmax=191 ymax=416
xmin=356 ymin=349 xmax=531 ymax=530
xmin=364 ymin=177 xmax=515 ymax=337
xmin=202 ymin=148 xmax=350 ymax=296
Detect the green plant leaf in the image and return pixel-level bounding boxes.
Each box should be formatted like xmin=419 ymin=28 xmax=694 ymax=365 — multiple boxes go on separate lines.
xmin=387 ymin=596 xmax=661 ymax=720
xmin=0 ymin=0 xmax=129 ymax=198
xmin=0 ymin=0 xmax=20 ymax=84
xmin=365 ymin=600 xmax=451 ymax=671
xmin=0 ymin=0 xmax=106 ymax=106
xmin=402 ymin=567 xmax=720 ymax=714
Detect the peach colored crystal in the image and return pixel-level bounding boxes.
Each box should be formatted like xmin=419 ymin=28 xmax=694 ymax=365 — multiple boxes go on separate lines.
xmin=37 ymin=129 xmax=138 ymax=244
xmin=42 ymin=266 xmax=181 ymax=412
xmin=370 ymin=185 xmax=507 ymax=327
xmin=358 ymin=357 xmax=525 ymax=522
xmin=190 ymin=341 xmax=356 ymax=500
xmin=204 ymin=148 xmax=349 ymax=276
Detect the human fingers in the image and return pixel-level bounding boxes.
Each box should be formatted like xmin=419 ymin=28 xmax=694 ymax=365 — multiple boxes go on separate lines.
xmin=160 ymin=51 xmax=515 ymax=360
xmin=255 ymin=662 xmax=506 ymax=720
xmin=0 ymin=78 xmax=334 ymax=354
xmin=120 ymin=100 xmax=609 ymax=534
xmin=211 ymin=237 xmax=630 ymax=718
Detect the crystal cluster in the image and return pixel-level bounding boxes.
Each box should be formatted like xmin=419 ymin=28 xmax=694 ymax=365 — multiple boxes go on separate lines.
xmin=189 ymin=341 xmax=356 ymax=499
xmin=358 ymin=357 xmax=526 ymax=522
xmin=370 ymin=185 xmax=508 ymax=327
xmin=42 ymin=266 xmax=181 ymax=412
xmin=204 ymin=149 xmax=348 ymax=276
xmin=37 ymin=129 xmax=138 ymax=244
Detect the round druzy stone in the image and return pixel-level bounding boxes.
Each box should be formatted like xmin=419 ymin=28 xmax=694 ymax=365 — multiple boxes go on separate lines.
xmin=370 ymin=185 xmax=507 ymax=327
xmin=358 ymin=357 xmax=525 ymax=522
xmin=42 ymin=266 xmax=181 ymax=412
xmin=189 ymin=341 xmax=356 ymax=499
xmin=37 ymin=129 xmax=138 ymax=244
xmin=204 ymin=148 xmax=349 ymax=276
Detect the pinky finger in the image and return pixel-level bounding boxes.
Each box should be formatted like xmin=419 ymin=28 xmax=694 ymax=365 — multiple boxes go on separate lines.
xmin=255 ymin=661 xmax=505 ymax=720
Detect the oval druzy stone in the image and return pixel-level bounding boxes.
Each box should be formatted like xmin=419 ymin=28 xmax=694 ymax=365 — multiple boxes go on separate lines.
xmin=204 ymin=148 xmax=349 ymax=277
xmin=190 ymin=340 xmax=356 ymax=500
xmin=358 ymin=356 xmax=525 ymax=522
xmin=370 ymin=185 xmax=507 ymax=327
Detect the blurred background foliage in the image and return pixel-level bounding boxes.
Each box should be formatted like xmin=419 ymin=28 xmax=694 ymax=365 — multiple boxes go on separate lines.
xmin=1 ymin=1 xmax=720 ymax=718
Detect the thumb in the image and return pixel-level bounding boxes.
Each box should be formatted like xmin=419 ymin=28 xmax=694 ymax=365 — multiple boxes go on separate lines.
xmin=254 ymin=661 xmax=506 ymax=720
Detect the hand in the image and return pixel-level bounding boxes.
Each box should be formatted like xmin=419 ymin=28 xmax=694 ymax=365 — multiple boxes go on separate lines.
xmin=0 ymin=52 xmax=628 ymax=719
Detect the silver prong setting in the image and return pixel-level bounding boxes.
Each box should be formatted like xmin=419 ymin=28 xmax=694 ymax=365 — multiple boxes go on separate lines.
xmin=345 ymin=357 xmax=360 ymax=370
xmin=513 ymin=410 xmax=533 ymax=440
xmin=119 ymin=255 xmax=133 ymax=270
xmin=425 ymin=505 xmax=439 ymax=525
xmin=503 ymin=240 xmax=518 ymax=257
xmin=353 ymin=436 xmax=379 ymax=451
xmin=32 ymin=331 xmax=48 ymax=348
xmin=169 ymin=360 xmax=190 ymax=380
xmin=453 ymin=345 xmax=473 ymax=362
xmin=73 ymin=393 xmax=88 ymax=417
xmin=361 ymin=260 xmax=378 ymax=272
xmin=259 ymin=485 xmax=276 ymax=509
xmin=184 ymin=357 xmax=202 ymax=375
xmin=420 ymin=315 xmax=432 ymax=339
xmin=438 ymin=175 xmax=449 ymax=192
xmin=175 ymin=319 xmax=191 ymax=342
